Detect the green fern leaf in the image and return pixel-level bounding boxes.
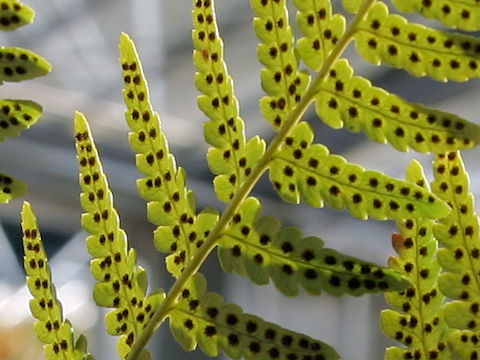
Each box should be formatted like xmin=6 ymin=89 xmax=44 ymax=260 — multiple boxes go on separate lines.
xmin=341 ymin=0 xmax=363 ymax=13
xmin=169 ymin=273 xmax=340 ymax=359
xmin=293 ymin=0 xmax=346 ymax=71
xmin=268 ymin=121 xmax=450 ymax=220
xmin=21 ymin=202 xmax=94 ymax=360
xmin=391 ymin=0 xmax=480 ymax=32
xmin=314 ymin=59 xmax=480 ymax=151
xmin=431 ymin=151 xmax=480 ymax=358
xmin=74 ymin=112 xmax=164 ymax=359
xmin=0 ymin=171 xmax=25 ymax=203
xmin=119 ymin=33 xmax=219 ymax=277
xmin=192 ymin=0 xmax=266 ymax=202
xmin=447 ymin=330 xmax=480 ymax=360
xmin=0 ymin=0 xmax=34 ymax=31
xmin=0 ymin=99 xmax=42 ymax=141
xmin=0 ymin=46 xmax=51 ymax=83
xmin=381 ymin=160 xmax=451 ymax=360
xmin=355 ymin=2 xmax=480 ymax=82
xmin=217 ymin=196 xmax=408 ymax=296
xmin=251 ymin=0 xmax=312 ymax=130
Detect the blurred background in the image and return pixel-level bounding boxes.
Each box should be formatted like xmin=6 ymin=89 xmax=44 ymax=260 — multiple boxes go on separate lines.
xmin=0 ymin=0 xmax=479 ymax=359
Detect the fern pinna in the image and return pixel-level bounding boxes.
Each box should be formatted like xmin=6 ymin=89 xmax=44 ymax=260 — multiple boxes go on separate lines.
xmin=0 ymin=0 xmax=50 ymax=202
xmin=18 ymin=0 xmax=480 ymax=359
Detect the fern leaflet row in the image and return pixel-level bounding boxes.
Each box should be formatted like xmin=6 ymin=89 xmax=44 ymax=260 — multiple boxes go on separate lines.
xmin=75 ymin=112 xmax=164 ymax=359
xmin=355 ymin=2 xmax=480 ymax=82
xmin=314 ymin=59 xmax=480 ymax=152
xmin=268 ymin=121 xmax=450 ymax=221
xmin=217 ymin=196 xmax=408 ymax=297
xmin=382 ymin=160 xmax=451 ymax=360
xmin=431 ymin=151 xmax=480 ymax=359
xmin=252 ymin=0 xmax=311 ymax=131
xmin=169 ymin=273 xmax=339 ymax=360
xmin=21 ymin=202 xmax=94 ymax=360
xmin=119 ymin=33 xmax=219 ymax=278
xmin=193 ymin=0 xmax=266 ymax=203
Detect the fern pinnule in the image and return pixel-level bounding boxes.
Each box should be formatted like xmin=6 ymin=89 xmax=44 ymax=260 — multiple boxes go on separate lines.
xmin=268 ymin=121 xmax=450 ymax=221
xmin=0 ymin=0 xmax=34 ymax=31
xmin=0 ymin=171 xmax=25 ymax=202
xmin=74 ymin=112 xmax=164 ymax=359
xmin=217 ymin=196 xmax=408 ymax=297
xmin=21 ymin=201 xmax=94 ymax=360
xmin=252 ymin=0 xmax=311 ymax=131
xmin=0 ymin=46 xmax=51 ymax=83
xmin=293 ymin=0 xmax=346 ymax=72
xmin=391 ymin=0 xmax=480 ymax=32
xmin=119 ymin=33 xmax=219 ymax=278
xmin=355 ymin=2 xmax=480 ymax=82
xmin=381 ymin=160 xmax=451 ymax=360
xmin=169 ymin=273 xmax=340 ymax=360
xmin=314 ymin=59 xmax=480 ymax=152
xmin=431 ymin=151 xmax=480 ymax=358
xmin=0 ymin=99 xmax=43 ymax=141
xmin=192 ymin=0 xmax=266 ymax=204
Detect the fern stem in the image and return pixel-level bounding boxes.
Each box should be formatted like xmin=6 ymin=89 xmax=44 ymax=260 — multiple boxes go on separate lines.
xmin=126 ymin=2 xmax=377 ymax=359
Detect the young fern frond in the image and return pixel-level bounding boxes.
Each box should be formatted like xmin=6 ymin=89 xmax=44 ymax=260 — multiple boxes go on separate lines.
xmin=294 ymin=0 xmax=346 ymax=72
xmin=21 ymin=202 xmax=94 ymax=360
xmin=268 ymin=121 xmax=450 ymax=220
xmin=382 ymin=160 xmax=451 ymax=360
xmin=314 ymin=59 xmax=480 ymax=152
xmin=251 ymin=0 xmax=312 ymax=131
xmin=391 ymin=0 xmax=480 ymax=32
xmin=354 ymin=2 xmax=480 ymax=82
xmin=169 ymin=273 xmax=340 ymax=360
xmin=0 ymin=0 xmax=34 ymax=31
xmin=431 ymin=151 xmax=480 ymax=358
xmin=217 ymin=196 xmax=408 ymax=296
xmin=119 ymin=33 xmax=219 ymax=278
xmin=192 ymin=0 xmax=266 ymax=203
xmin=74 ymin=112 xmax=164 ymax=359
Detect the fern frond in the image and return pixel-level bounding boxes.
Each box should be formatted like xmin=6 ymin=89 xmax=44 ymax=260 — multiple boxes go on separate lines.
xmin=169 ymin=273 xmax=340 ymax=360
xmin=119 ymin=33 xmax=219 ymax=278
xmin=355 ymin=2 xmax=480 ymax=82
xmin=381 ymin=160 xmax=451 ymax=360
xmin=0 ymin=99 xmax=42 ymax=141
xmin=217 ymin=196 xmax=408 ymax=297
xmin=0 ymin=171 xmax=25 ymax=203
xmin=21 ymin=202 xmax=94 ymax=360
xmin=251 ymin=0 xmax=312 ymax=130
xmin=293 ymin=0 xmax=346 ymax=72
xmin=192 ymin=0 xmax=266 ymax=203
xmin=0 ymin=0 xmax=34 ymax=31
xmin=0 ymin=46 xmax=51 ymax=83
xmin=391 ymin=0 xmax=480 ymax=32
xmin=431 ymin=151 xmax=480 ymax=358
xmin=74 ymin=112 xmax=164 ymax=359
xmin=314 ymin=59 xmax=480 ymax=151
xmin=268 ymin=121 xmax=450 ymax=221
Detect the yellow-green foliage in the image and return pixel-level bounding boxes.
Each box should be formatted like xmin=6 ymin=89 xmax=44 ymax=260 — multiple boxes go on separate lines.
xmin=21 ymin=202 xmax=94 ymax=360
xmin=0 ymin=0 xmax=50 ymax=203
xmin=192 ymin=0 xmax=266 ymax=202
xmin=432 ymin=151 xmax=480 ymax=359
xmin=382 ymin=161 xmax=451 ymax=360
xmin=16 ymin=1 xmax=480 ymax=360
xmin=74 ymin=112 xmax=164 ymax=359
xmin=169 ymin=273 xmax=339 ymax=360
